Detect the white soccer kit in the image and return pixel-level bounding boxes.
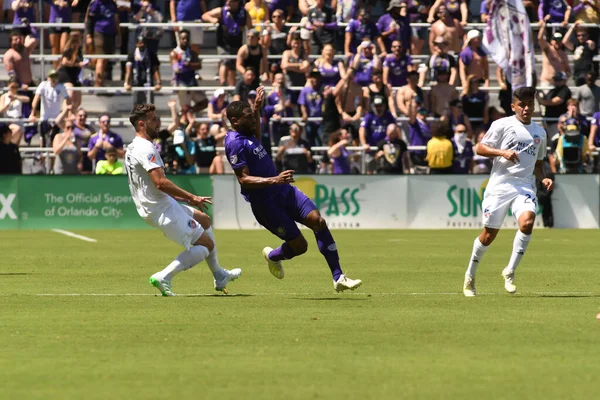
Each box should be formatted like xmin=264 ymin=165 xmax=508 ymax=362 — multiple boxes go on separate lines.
xmin=479 ymin=116 xmax=547 ymax=229
xmin=125 ymin=136 xmax=204 ymax=249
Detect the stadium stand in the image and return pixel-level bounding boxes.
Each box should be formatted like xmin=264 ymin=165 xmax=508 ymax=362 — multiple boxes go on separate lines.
xmin=0 ymin=0 xmax=599 ymax=175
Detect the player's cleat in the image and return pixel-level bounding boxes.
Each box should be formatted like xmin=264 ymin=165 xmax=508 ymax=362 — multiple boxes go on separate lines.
xmin=501 ymin=268 xmax=517 ymax=294
xmin=214 ymin=268 xmax=243 ymax=294
xmin=334 ymin=274 xmax=363 ymax=292
xmin=463 ymin=275 xmax=476 ymax=297
xmin=149 ymin=275 xmax=175 ymax=297
xmin=263 ymin=247 xmax=284 ymax=279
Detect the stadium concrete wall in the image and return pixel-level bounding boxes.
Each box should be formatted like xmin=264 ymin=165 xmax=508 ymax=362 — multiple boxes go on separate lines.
xmin=213 ymin=175 xmax=600 ymax=230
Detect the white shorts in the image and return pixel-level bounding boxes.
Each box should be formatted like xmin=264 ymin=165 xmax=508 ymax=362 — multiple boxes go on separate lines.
xmin=147 ymin=203 xmax=204 ymax=250
xmin=481 ymin=186 xmax=538 ymax=229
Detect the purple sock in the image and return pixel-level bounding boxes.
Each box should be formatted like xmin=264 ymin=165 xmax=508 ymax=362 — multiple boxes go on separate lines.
xmin=315 ymin=228 xmax=343 ymax=281
xmin=269 ymin=242 xmax=296 ymax=261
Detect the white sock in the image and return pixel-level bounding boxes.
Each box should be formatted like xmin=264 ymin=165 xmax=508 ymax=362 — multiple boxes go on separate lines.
xmin=155 ymin=245 xmax=210 ymax=281
xmin=466 ymin=237 xmax=489 ymax=278
xmin=205 ymin=227 xmax=226 ymax=280
xmin=505 ymin=231 xmax=532 ymax=275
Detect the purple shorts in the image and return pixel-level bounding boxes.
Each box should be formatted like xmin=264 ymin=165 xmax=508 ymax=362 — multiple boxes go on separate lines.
xmin=250 ymin=186 xmax=317 ymax=241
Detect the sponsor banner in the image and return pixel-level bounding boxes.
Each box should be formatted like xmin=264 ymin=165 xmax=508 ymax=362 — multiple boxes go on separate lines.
xmin=0 ymin=176 xmax=211 ymax=230
xmin=407 ymin=175 xmax=599 ymax=229
xmin=212 ymin=175 xmax=408 ymax=229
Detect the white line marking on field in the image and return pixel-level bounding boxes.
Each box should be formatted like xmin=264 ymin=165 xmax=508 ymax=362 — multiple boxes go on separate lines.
xmin=51 ymin=229 xmax=97 ymax=243
xmin=15 ymin=291 xmax=597 ymax=297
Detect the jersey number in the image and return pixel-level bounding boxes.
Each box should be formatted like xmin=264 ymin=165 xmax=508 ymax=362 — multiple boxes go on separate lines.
xmin=524 ymin=194 xmax=537 ymax=205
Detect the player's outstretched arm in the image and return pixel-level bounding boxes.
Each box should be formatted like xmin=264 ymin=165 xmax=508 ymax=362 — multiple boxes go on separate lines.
xmin=234 ymin=166 xmax=294 ymax=189
xmin=148 ymin=168 xmax=211 ymax=211
xmin=476 ymin=143 xmax=519 ymax=163
xmin=252 ymin=86 xmax=265 ymax=140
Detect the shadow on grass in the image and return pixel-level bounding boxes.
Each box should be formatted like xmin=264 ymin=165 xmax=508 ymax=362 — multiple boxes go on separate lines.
xmin=536 ymin=294 xmax=600 ymax=298
xmin=0 ymin=273 xmax=30 ymax=276
xmin=293 ymin=297 xmax=369 ymax=301
xmin=183 ymin=294 xmax=254 ymax=298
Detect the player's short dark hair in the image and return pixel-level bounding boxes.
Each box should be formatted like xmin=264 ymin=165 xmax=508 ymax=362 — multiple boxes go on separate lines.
xmin=10 ymin=30 xmax=23 ymax=38
xmin=129 ymin=103 xmax=156 ymax=130
xmin=226 ymin=101 xmax=251 ymax=122
xmin=512 ymin=87 xmax=536 ymax=102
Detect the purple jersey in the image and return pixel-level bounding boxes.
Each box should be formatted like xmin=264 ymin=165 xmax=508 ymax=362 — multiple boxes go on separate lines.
xmin=459 ymin=46 xmax=487 ymax=66
xmin=345 ymin=19 xmax=380 ymax=54
xmin=592 ymin=112 xmax=600 ymax=147
xmin=217 ymin=6 xmax=247 ymax=53
xmin=298 ymin=86 xmax=323 ymax=117
xmin=383 ymin=54 xmax=411 ymax=87
xmin=265 ymin=90 xmax=294 ymax=119
xmin=360 ymin=111 xmax=396 ymax=146
xmin=172 ymin=0 xmax=202 ymax=21
xmin=13 ymin=0 xmax=35 ymax=25
xmin=225 ymin=130 xmax=281 ymax=201
xmin=88 ymin=0 xmax=118 ymax=35
xmin=318 ymin=63 xmax=341 ymax=87
xmin=332 ymin=146 xmax=351 ymax=174
xmin=266 ymin=0 xmax=291 ymax=14
xmin=538 ymin=0 xmax=569 ymax=23
xmin=354 ymin=54 xmax=376 ymax=87
xmin=48 ymin=0 xmax=72 ymax=23
xmin=376 ymin=13 xmax=410 ymax=53
xmin=445 ymin=0 xmax=461 ymax=20
xmin=88 ymin=131 xmax=123 ymax=161
xmin=210 ymin=97 xmax=229 ymax=116
xmin=409 ymin=118 xmax=432 ymax=155
xmin=451 ymin=137 xmax=474 ymax=174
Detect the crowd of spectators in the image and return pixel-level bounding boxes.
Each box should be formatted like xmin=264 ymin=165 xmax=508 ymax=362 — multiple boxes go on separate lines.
xmin=1 ymin=0 xmax=600 ymax=177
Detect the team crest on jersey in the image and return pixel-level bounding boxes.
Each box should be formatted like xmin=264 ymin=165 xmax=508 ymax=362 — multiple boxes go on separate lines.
xmin=230 ymin=155 xmax=238 ymax=164
xmin=276 ymin=226 xmax=286 ymax=237
xmin=534 ymin=136 xmax=541 ymax=145
xmin=147 ymin=153 xmax=156 ymax=163
xmin=484 ymin=208 xmax=491 ymax=218
xmin=188 ymin=220 xmax=198 ymax=229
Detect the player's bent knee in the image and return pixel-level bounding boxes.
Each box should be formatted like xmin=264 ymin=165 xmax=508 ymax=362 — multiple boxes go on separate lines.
xmin=193 ymin=232 xmax=214 ymax=252
xmin=289 ymin=236 xmax=308 ymax=255
xmin=317 ymin=217 xmax=328 ymax=232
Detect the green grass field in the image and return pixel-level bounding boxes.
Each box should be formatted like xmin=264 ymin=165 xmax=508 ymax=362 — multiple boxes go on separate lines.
xmin=1 ymin=229 xmax=599 ymax=400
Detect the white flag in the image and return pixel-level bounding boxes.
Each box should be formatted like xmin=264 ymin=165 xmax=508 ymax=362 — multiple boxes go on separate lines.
xmin=482 ymin=0 xmax=535 ymax=90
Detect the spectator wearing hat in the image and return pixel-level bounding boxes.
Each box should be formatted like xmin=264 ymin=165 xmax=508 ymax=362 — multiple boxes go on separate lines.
xmin=450 ymin=123 xmax=473 ymax=174
xmin=537 ymin=71 xmax=572 ymax=137
xmin=306 ymin=0 xmax=337 ymax=55
xmin=428 ymin=0 xmax=468 ymax=27
xmin=202 ymin=0 xmax=251 ymax=87
xmin=383 ymin=39 xmax=413 ymax=89
xmin=377 ymin=0 xmax=411 ymax=56
xmin=538 ymin=21 xmax=571 ymax=88
xmin=407 ymin=97 xmax=431 ymax=168
xmin=299 ymin=69 xmax=325 ymax=146
xmin=0 ymin=123 xmax=21 ymax=174
xmin=397 ymin=70 xmax=425 ymax=117
xmin=429 ymin=4 xmax=463 ymax=54
xmin=575 ymin=71 xmax=600 ymax=117
xmin=360 ymin=95 xmax=396 ymax=173
xmin=87 ymin=114 xmax=124 ymax=168
xmin=125 ymin=35 xmax=161 ymax=107
xmin=445 ymin=98 xmax=473 ymax=138
xmin=234 ymin=67 xmax=260 ymax=102
xmin=345 ymin=7 xmax=380 ymax=57
xmin=420 ymin=36 xmax=457 ymax=86
xmin=562 ymin=22 xmax=598 ymax=87
xmin=376 ymin=123 xmax=410 ymax=174
xmin=207 ymin=88 xmax=229 ymax=125
xmin=459 ymin=30 xmax=489 ymax=91
xmin=172 ymin=128 xmax=196 ymax=175
xmin=171 ymin=29 xmax=207 ymax=113
xmin=29 ymin=69 xmax=71 ymax=146
xmin=352 ymin=40 xmax=381 ymax=87
xmin=556 ymin=117 xmax=589 ymax=174
xmin=237 ymin=29 xmax=269 ymax=84
xmin=429 ymin=67 xmax=458 ymax=117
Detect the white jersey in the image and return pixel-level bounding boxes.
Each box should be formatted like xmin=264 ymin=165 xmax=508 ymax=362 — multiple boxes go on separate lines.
xmin=125 ymin=136 xmax=174 ymax=220
xmin=480 ymin=116 xmax=547 ymax=192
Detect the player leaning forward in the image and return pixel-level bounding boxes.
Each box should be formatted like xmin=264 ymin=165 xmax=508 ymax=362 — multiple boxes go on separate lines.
xmin=125 ymin=104 xmax=241 ymax=296
xmin=463 ymin=87 xmax=554 ymax=297
xmin=224 ymin=87 xmax=362 ymax=292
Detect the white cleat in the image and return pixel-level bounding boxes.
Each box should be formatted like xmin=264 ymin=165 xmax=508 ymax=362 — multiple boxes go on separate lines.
xmin=463 ymin=275 xmax=476 ymax=297
xmin=262 ymin=247 xmax=284 ymax=279
xmin=214 ymin=268 xmax=242 ymax=294
xmin=149 ymin=275 xmax=175 ymax=297
xmin=502 ymin=268 xmax=517 ymax=294
xmin=334 ymin=274 xmax=363 ymax=293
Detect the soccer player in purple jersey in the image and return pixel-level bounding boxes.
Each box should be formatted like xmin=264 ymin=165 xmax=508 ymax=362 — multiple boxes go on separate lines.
xmin=224 ymin=86 xmax=363 ymax=292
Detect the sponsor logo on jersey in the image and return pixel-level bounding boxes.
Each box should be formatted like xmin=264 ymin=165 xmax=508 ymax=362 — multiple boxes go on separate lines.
xmin=188 ymin=219 xmax=197 ymax=229
xmin=147 ymin=153 xmax=156 ymax=163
